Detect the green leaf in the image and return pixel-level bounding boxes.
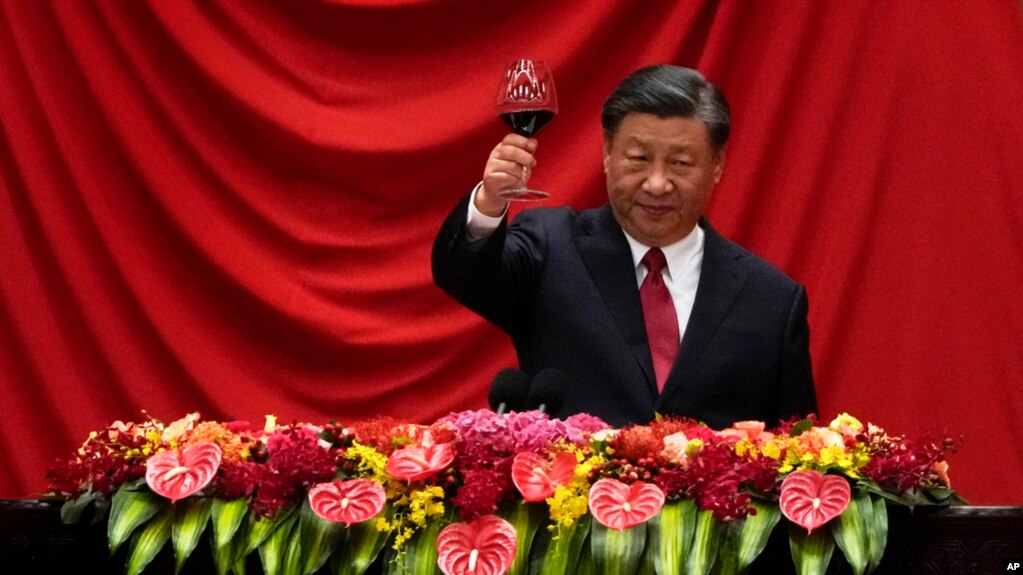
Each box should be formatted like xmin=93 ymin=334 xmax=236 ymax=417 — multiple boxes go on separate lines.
xmin=865 ymin=495 xmax=888 ymax=573
xmin=210 ymin=498 xmax=249 ymax=575
xmin=530 ymin=515 xmax=591 ymax=575
xmin=636 ymin=550 xmax=656 ymax=575
xmin=921 ymin=485 xmax=969 ymax=506
xmin=788 ymin=524 xmax=835 ymax=575
xmin=61 ymin=490 xmax=103 ymax=524
xmin=397 ymin=514 xmax=451 ymax=575
xmin=126 ymin=506 xmax=175 ymax=575
xmin=210 ymin=498 xmax=248 ymax=550
xmin=575 ymin=543 xmax=596 ymax=575
xmin=685 ymin=509 xmax=722 ymax=575
xmin=284 ymin=499 xmax=343 ymax=575
xmin=789 ymin=419 xmax=815 ymax=437
xmin=331 ymin=509 xmax=390 ymax=575
xmin=109 ymin=484 xmax=166 ymax=556
xmin=172 ymin=497 xmax=213 ymax=573
xmin=589 ymin=520 xmax=648 ymax=575
xmin=710 ymin=519 xmax=742 ymax=575
xmin=281 ymin=517 xmax=306 ymax=575
xmin=498 ymin=501 xmax=546 ymax=575
xmin=735 ymin=500 xmax=782 ymax=570
xmin=257 ymin=510 xmax=299 ymax=575
xmin=244 ymin=507 xmax=295 ymax=556
xmin=645 ymin=499 xmax=697 ymax=575
xmin=831 ymin=489 xmax=870 ymax=575
xmin=857 ymin=482 xmax=917 ymax=509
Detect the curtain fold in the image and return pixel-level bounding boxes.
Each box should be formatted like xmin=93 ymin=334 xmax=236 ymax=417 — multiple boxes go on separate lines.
xmin=1 ymin=0 xmax=1021 ymax=504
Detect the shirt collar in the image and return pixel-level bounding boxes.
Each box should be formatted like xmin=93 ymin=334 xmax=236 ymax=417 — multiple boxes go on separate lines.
xmin=623 ymin=223 xmax=705 ymax=280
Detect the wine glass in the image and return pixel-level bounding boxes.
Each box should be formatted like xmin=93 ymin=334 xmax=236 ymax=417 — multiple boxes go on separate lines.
xmin=495 ymin=59 xmax=558 ymax=200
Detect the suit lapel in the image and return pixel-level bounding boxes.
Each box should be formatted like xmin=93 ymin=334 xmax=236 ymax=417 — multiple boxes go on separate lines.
xmin=658 ymin=219 xmax=748 ymax=404
xmin=576 ymin=206 xmax=658 ymax=391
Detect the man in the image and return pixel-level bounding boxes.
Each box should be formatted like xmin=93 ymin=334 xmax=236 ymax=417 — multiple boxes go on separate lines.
xmin=432 ymin=65 xmax=816 ymax=429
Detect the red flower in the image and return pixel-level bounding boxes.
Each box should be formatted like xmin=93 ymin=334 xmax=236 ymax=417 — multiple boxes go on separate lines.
xmin=861 ymin=433 xmax=959 ymax=493
xmin=387 ymin=442 xmax=456 ymax=482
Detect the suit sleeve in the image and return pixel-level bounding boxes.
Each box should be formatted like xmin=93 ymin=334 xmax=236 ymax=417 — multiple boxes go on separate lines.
xmin=777 ymin=284 xmax=818 ymax=421
xmin=431 ymin=193 xmax=545 ymax=332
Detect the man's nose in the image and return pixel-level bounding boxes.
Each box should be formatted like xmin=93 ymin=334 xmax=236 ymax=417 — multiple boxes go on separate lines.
xmin=642 ymin=164 xmax=672 ymax=195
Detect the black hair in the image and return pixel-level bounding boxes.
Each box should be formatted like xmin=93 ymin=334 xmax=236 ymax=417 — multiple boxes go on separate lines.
xmin=601 ymin=65 xmax=730 ymax=150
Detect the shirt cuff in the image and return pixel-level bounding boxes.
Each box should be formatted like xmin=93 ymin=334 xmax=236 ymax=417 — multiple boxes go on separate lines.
xmin=465 ymin=182 xmax=507 ymax=241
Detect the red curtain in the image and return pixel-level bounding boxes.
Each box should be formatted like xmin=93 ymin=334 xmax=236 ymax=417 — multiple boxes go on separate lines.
xmin=1 ymin=1 xmax=1021 ymax=505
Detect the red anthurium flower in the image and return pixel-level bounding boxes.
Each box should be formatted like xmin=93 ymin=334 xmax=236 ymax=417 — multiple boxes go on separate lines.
xmin=308 ymin=479 xmax=386 ymax=525
xmin=145 ymin=441 xmax=222 ymax=503
xmin=588 ymin=478 xmax=665 ymax=530
xmin=436 ymin=515 xmax=517 ymax=575
xmin=386 ymin=442 xmax=455 ymax=482
xmin=511 ymin=451 xmax=577 ymax=502
xmin=779 ymin=470 xmax=851 ymax=533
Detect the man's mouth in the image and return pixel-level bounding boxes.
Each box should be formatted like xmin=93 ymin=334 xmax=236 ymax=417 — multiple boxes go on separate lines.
xmin=639 ymin=205 xmax=673 ymax=217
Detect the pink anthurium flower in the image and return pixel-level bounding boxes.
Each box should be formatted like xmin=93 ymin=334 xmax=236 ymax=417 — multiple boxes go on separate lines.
xmin=436 ymin=515 xmax=517 ymax=575
xmin=588 ymin=478 xmax=665 ymax=530
xmin=386 ymin=441 xmax=455 ymax=482
xmin=511 ymin=451 xmax=577 ymax=502
xmin=145 ymin=441 xmax=222 ymax=503
xmin=308 ymin=479 xmax=386 ymax=525
xmin=779 ymin=470 xmax=852 ymax=533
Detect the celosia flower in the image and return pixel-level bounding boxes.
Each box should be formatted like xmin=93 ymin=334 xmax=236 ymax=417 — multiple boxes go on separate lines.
xmin=185 ymin=421 xmax=252 ymax=465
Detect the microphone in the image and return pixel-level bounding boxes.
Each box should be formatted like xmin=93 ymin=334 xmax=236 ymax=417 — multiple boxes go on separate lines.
xmin=488 ymin=368 xmax=530 ymax=414
xmin=527 ymin=368 xmax=569 ymax=415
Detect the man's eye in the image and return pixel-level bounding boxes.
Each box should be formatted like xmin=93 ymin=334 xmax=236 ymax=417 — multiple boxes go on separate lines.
xmin=627 ymin=155 xmax=647 ymax=162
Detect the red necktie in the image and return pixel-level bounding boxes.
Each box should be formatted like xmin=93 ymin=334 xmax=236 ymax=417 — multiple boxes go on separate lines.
xmin=640 ymin=248 xmax=680 ymax=392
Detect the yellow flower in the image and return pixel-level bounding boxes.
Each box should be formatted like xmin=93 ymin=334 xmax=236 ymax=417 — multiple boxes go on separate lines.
xmin=684 ymin=438 xmax=704 ymax=457
xmin=734 ymin=439 xmax=753 ymax=457
xmin=545 ymin=445 xmax=603 ymax=530
xmin=407 ymin=486 xmax=445 ymax=527
xmin=760 ymin=441 xmax=782 ymax=460
xmin=829 ymin=413 xmax=863 ymax=435
xmin=547 ymin=484 xmax=589 ymax=529
xmin=344 ymin=442 xmax=390 ymax=483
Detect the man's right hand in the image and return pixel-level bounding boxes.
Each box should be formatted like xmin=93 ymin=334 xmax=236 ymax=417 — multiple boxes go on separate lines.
xmin=476 ymin=134 xmax=538 ymax=217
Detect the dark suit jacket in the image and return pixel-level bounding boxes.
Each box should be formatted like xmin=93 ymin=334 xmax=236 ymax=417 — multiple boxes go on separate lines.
xmin=432 ymin=193 xmax=816 ymax=429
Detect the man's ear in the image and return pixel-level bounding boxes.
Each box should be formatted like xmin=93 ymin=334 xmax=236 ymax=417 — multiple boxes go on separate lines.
xmin=713 ymin=148 xmax=726 ymax=184
xmin=602 ymin=141 xmax=612 ymax=174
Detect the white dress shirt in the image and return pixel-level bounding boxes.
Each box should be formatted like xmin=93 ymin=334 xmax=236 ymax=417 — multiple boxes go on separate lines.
xmin=622 ymin=226 xmax=704 ymax=343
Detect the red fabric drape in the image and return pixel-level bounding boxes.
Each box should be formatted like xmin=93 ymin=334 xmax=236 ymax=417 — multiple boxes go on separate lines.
xmin=1 ymin=1 xmax=1021 ymax=504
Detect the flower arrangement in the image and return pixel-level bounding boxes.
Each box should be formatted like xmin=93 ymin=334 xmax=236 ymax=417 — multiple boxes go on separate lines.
xmin=46 ymin=409 xmax=961 ymax=575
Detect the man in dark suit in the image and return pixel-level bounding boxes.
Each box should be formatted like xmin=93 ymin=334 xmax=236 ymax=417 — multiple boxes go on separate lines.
xmin=432 ymin=65 xmax=816 ymax=429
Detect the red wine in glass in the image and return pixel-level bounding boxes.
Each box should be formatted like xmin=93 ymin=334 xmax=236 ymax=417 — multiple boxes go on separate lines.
xmin=499 ymin=110 xmax=556 ymax=137
xmin=495 ymin=59 xmax=558 ymax=200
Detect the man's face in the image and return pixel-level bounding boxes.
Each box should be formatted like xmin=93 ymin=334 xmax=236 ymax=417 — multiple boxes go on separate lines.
xmin=603 ymin=113 xmax=725 ymax=247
